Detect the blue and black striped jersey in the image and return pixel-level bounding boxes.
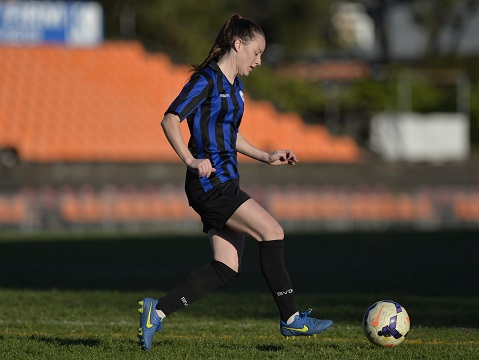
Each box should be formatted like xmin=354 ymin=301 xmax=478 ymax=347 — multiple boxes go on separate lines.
xmin=166 ymin=62 xmax=245 ymax=192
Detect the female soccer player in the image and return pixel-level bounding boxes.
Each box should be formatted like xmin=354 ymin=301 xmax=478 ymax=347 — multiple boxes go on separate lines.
xmin=138 ymin=14 xmax=332 ymax=351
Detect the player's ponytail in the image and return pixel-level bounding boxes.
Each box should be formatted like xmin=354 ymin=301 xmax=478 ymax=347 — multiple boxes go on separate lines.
xmin=191 ymin=14 xmax=264 ymax=76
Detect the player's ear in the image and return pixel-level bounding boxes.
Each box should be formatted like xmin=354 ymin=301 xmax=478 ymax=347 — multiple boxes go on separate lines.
xmin=232 ymin=38 xmax=242 ymax=52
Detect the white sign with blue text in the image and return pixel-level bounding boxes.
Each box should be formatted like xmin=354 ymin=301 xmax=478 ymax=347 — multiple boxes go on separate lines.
xmin=0 ymin=1 xmax=103 ymax=46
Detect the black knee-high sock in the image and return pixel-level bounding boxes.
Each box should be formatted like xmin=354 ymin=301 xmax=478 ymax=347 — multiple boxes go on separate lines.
xmin=156 ymin=260 xmax=238 ymax=316
xmin=259 ymin=240 xmax=298 ymax=322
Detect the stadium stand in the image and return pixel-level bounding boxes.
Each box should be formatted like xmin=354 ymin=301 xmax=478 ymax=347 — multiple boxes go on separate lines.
xmin=58 ymin=183 xmax=199 ymax=225
xmin=1 ymin=42 xmax=476 ymax=233
xmin=1 ymin=182 xmax=478 ymax=232
xmin=264 ymin=184 xmax=438 ymax=226
xmin=0 ymin=42 xmax=359 ymax=163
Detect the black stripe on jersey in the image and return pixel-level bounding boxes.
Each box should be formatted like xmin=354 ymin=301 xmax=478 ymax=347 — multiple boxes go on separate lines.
xmin=182 ymin=73 xmax=214 ymax=159
xmin=229 ymin=81 xmax=242 ymax=169
xmin=174 ymin=74 xmax=212 ymax=121
xmin=215 ymin=75 xmax=233 ymax=178
xmin=199 ymin=95 xmax=212 ymax=160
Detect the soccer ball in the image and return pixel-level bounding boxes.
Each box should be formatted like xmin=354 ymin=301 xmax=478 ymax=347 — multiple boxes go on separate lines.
xmin=363 ymin=300 xmax=410 ymax=347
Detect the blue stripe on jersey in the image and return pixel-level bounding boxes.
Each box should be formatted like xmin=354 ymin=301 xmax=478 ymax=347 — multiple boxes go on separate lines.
xmin=165 ymin=62 xmax=245 ymax=192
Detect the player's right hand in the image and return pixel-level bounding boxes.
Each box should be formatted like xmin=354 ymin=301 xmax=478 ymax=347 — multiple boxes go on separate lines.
xmin=188 ymin=158 xmax=216 ymax=178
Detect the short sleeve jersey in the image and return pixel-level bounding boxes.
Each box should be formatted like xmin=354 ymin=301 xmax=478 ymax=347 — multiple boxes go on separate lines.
xmin=165 ymin=62 xmax=245 ymax=192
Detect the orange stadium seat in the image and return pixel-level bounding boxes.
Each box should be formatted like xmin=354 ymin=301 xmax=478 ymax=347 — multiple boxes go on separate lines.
xmin=316 ymin=189 xmax=344 ymax=220
xmin=453 ymin=191 xmax=479 ymax=221
xmin=0 ymin=42 xmax=359 ymax=164
xmin=395 ymin=194 xmax=416 ymax=221
xmin=266 ymin=185 xmax=290 ymax=220
xmin=60 ymin=193 xmax=82 ymax=223
xmin=0 ymin=195 xmax=28 ymax=224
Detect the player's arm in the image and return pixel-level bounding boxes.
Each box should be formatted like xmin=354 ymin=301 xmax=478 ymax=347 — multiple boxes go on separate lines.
xmin=161 ymin=113 xmax=216 ymax=177
xmin=236 ymin=132 xmax=298 ymax=166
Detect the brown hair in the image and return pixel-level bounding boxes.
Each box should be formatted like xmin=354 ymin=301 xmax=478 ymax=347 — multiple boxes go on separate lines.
xmin=191 ymin=14 xmax=264 ymax=75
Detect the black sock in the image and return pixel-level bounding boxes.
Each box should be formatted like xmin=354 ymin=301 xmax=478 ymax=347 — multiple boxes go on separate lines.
xmin=259 ymin=240 xmax=298 ymax=322
xmin=156 ymin=260 xmax=238 ymax=316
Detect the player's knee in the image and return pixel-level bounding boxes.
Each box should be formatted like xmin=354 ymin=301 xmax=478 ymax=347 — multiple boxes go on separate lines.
xmin=263 ymin=222 xmax=284 ymax=241
xmin=274 ymin=224 xmax=284 ymax=240
xmin=211 ymin=260 xmax=240 ymax=284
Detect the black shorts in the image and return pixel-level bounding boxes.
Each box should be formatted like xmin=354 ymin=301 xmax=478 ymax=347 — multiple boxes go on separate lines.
xmin=185 ymin=177 xmax=251 ymax=234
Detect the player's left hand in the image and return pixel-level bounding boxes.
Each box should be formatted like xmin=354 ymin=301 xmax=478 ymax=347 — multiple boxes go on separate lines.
xmin=268 ymin=149 xmax=298 ymax=166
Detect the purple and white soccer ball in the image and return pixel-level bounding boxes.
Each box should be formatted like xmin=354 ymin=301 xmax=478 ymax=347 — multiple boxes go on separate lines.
xmin=363 ymin=300 xmax=410 ymax=347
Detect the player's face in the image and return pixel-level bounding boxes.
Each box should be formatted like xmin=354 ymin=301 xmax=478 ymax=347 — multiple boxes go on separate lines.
xmin=236 ymin=35 xmax=265 ymax=77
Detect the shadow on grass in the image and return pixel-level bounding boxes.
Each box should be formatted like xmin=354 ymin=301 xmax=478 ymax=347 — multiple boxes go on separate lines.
xmin=256 ymin=344 xmax=285 ymax=352
xmin=29 ymin=335 xmax=101 ymax=348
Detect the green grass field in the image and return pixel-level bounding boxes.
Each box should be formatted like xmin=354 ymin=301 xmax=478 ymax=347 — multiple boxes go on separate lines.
xmin=1 ymin=230 xmax=478 ymax=359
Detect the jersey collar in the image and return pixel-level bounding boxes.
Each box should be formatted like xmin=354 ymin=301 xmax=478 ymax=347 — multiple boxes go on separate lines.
xmin=209 ymin=61 xmax=239 ymax=87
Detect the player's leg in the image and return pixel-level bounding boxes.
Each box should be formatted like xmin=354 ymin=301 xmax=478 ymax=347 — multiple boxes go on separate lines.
xmin=209 ymin=225 xmax=245 ymax=272
xmin=138 ymin=228 xmax=242 ymax=350
xmin=155 ymin=229 xmax=241 ymax=316
xmin=226 ymin=198 xmax=298 ymax=322
xmin=226 ymin=198 xmax=333 ymax=337
xmin=226 ymin=198 xmax=284 ymax=242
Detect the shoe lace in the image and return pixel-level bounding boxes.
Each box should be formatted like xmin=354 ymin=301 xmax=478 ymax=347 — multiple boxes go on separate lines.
xmin=299 ymin=308 xmax=313 ymax=318
xmin=298 ymin=308 xmax=322 ymax=328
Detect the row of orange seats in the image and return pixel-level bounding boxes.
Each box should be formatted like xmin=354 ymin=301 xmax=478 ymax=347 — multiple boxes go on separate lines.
xmin=0 ymin=42 xmax=360 ymax=163
xmin=268 ymin=190 xmax=435 ymax=221
xmin=241 ymin=101 xmax=359 ymax=162
xmin=60 ymin=187 xmax=198 ymax=223
xmin=2 ymin=185 xmax=479 ymax=226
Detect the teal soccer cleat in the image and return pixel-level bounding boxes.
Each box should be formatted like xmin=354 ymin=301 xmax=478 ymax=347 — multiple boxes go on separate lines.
xmin=280 ymin=309 xmax=333 ymax=338
xmin=137 ymin=298 xmax=163 ymax=351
